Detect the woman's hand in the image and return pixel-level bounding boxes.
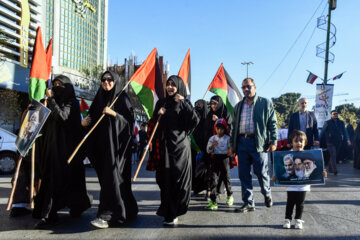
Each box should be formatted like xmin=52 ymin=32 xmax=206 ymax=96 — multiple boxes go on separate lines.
xmin=103 ymin=107 xmax=116 ymax=117
xmin=174 ymin=94 xmax=184 ymax=103
xmin=212 ymin=114 xmax=218 ymax=121
xmin=158 ymin=107 xmax=166 ymax=116
xmin=45 ymin=88 xmax=53 ymax=98
xmin=81 ymin=115 xmax=91 ymax=127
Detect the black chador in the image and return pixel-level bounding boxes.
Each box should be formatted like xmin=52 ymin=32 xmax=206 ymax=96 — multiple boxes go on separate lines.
xmin=149 ymin=75 xmax=199 ymax=224
xmin=85 ymin=71 xmax=138 ymax=226
xmin=33 ymin=75 xmax=91 ymax=227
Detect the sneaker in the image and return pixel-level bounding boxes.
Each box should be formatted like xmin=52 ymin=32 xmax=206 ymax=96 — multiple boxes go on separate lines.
xmin=283 ymin=219 xmax=291 ymax=229
xmin=226 ymin=195 xmax=234 ymax=206
xmin=163 ymin=217 xmax=179 ymax=226
xmin=205 ymin=201 xmax=218 ymax=210
xmin=91 ymin=218 xmax=109 ymax=229
xmin=234 ymin=205 xmax=255 ymax=213
xmin=295 ymin=219 xmax=304 ymax=229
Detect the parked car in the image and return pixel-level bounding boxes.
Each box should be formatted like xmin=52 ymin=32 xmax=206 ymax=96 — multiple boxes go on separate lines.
xmin=0 ymin=127 xmax=17 ymax=174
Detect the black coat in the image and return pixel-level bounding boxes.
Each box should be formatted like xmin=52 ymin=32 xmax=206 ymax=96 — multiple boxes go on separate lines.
xmin=34 ymin=75 xmax=90 ymax=219
xmin=152 ymin=75 xmax=199 ymax=221
xmin=288 ymin=111 xmax=319 ymax=148
xmin=86 ymin=70 xmax=138 ymax=222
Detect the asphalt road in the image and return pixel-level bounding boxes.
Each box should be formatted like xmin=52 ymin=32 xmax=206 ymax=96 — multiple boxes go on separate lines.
xmin=0 ymin=160 xmax=359 ymax=240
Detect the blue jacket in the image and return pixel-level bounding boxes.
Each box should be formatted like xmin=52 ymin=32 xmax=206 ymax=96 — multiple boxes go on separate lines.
xmin=287 ymin=111 xmax=319 ymax=148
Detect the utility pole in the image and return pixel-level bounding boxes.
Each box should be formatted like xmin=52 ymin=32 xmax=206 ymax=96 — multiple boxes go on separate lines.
xmin=324 ymin=0 xmax=336 ymax=84
xmin=241 ymin=61 xmax=253 ymax=78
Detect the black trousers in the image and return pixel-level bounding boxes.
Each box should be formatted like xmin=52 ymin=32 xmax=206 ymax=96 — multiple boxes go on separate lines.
xmin=285 ymin=191 xmax=306 ymax=220
xmin=209 ymin=154 xmax=232 ymax=202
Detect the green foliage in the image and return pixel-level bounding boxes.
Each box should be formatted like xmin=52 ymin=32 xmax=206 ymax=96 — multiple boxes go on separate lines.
xmin=335 ymin=103 xmax=360 ymax=119
xmin=81 ymin=65 xmax=104 ymax=96
xmin=0 ymin=89 xmax=22 ymax=129
xmin=272 ymin=92 xmax=301 ymax=127
xmin=338 ymin=108 xmax=358 ymax=130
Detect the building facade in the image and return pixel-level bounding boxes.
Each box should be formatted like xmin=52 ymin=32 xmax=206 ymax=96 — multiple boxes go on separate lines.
xmin=0 ymin=0 xmax=108 ymax=131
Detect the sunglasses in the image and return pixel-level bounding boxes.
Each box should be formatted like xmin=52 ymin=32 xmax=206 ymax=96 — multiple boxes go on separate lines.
xmin=101 ymin=77 xmax=114 ymax=82
xmin=241 ymin=84 xmax=254 ymax=90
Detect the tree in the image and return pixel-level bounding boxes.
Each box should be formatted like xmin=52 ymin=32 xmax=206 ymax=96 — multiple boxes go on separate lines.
xmin=272 ymin=92 xmax=301 ymax=127
xmin=81 ymin=65 xmax=104 ymax=97
xmin=335 ymin=103 xmax=360 ymax=119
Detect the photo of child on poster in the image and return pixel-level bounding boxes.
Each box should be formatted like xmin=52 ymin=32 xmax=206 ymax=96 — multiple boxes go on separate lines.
xmin=273 ymin=149 xmax=325 ymax=185
xmin=15 ymin=99 xmax=51 ymax=157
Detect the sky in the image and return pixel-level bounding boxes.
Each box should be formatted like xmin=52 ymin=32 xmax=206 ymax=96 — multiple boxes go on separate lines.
xmin=107 ymin=0 xmax=360 ymax=109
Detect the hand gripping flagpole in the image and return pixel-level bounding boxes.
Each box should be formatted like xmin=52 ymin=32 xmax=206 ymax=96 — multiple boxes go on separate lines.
xmin=67 ymin=80 xmax=132 ymax=164
xmin=132 ymin=115 xmax=162 ymax=182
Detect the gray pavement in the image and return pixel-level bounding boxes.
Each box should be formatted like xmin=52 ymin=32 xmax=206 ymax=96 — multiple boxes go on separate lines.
xmin=0 ymin=161 xmax=360 ymax=240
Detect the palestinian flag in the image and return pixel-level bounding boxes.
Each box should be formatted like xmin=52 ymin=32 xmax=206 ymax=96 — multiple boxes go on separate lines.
xmin=178 ymin=49 xmax=191 ymax=100
xmin=80 ymin=97 xmax=89 ymax=117
xmin=130 ymin=48 xmax=164 ymax=119
xmin=29 ymin=27 xmax=49 ymax=101
xmin=207 ymin=63 xmax=242 ymax=116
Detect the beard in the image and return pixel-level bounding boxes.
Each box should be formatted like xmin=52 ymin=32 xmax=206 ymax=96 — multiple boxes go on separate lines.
xmin=295 ymin=169 xmax=304 ymax=178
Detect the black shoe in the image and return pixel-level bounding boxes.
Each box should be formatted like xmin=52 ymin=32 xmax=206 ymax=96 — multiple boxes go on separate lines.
xmin=9 ymin=207 xmax=32 ymax=217
xmin=265 ymin=196 xmax=273 ymax=208
xmin=234 ymin=205 xmax=255 ymax=213
xmin=34 ymin=217 xmax=59 ymax=229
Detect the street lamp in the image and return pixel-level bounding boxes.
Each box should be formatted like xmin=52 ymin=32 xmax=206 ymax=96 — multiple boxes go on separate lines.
xmin=241 ymin=61 xmax=254 ymax=78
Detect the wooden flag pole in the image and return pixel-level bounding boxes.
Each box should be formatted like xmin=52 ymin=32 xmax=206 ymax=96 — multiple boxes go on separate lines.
xmin=202 ymin=88 xmax=210 ymax=100
xmin=30 ymin=143 xmax=35 ymax=208
xmin=67 ymin=80 xmax=132 ymax=164
xmin=132 ymin=115 xmax=162 ymax=182
xmin=6 ymin=156 xmax=23 ymax=211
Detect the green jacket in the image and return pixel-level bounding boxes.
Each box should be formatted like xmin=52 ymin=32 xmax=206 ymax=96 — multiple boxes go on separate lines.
xmin=230 ymin=95 xmax=277 ymax=152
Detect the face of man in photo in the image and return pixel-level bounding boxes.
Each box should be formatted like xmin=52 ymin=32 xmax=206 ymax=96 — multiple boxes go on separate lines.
xmin=294 ymin=158 xmax=303 ymax=171
xmin=284 ymin=159 xmax=294 ymax=174
xmin=304 ymin=159 xmax=314 ymax=171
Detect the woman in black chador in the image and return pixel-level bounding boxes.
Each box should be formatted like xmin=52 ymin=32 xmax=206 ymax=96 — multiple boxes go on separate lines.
xmin=149 ymin=75 xmax=199 ymax=226
xmin=34 ymin=75 xmax=91 ymax=228
xmin=82 ymin=71 xmax=138 ymax=229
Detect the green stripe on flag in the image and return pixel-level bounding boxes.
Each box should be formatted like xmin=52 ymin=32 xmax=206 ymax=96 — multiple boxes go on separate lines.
xmin=209 ymin=87 xmax=234 ymax=116
xmin=29 ymin=77 xmax=47 ymax=101
xmin=130 ymin=80 xmax=154 ymax=119
xmin=190 ymin=134 xmax=201 ymax=153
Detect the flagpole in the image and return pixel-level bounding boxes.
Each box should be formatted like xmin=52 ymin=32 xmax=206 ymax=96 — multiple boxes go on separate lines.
xmin=67 ymin=79 xmax=132 ymax=164
xmin=202 ymin=88 xmax=210 ymax=100
xmin=132 ymin=115 xmax=162 ymax=182
xmin=30 ymin=143 xmax=35 ymax=208
xmin=6 ymin=156 xmax=23 ymax=211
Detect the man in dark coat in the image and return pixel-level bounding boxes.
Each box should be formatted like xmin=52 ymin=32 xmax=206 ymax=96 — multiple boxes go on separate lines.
xmin=345 ymin=119 xmax=355 ymax=161
xmin=320 ymin=110 xmax=351 ymax=175
xmin=287 ymin=98 xmax=319 ymax=149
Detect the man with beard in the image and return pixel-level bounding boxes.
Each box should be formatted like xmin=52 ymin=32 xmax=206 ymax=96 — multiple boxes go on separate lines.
xmin=282 ymin=154 xmax=296 ymax=179
xmin=294 ymin=158 xmax=304 ymax=179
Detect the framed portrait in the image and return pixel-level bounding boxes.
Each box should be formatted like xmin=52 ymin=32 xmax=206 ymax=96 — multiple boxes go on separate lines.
xmin=15 ymin=99 xmax=51 ymax=157
xmin=273 ymin=150 xmax=325 ymax=185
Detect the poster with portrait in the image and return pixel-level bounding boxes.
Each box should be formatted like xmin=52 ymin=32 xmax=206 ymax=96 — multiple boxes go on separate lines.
xmin=15 ymin=99 xmax=51 ymax=157
xmin=273 ymin=149 xmax=325 ymax=185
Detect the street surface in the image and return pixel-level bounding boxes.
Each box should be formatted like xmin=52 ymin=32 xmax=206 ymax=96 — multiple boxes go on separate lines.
xmin=0 ymin=160 xmax=359 ymax=240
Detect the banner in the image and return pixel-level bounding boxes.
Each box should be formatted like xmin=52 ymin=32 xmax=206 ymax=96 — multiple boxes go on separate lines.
xmin=15 ymin=100 xmax=51 ymax=157
xmin=273 ymin=150 xmax=325 ymax=185
xmin=315 ymin=84 xmax=334 ymax=128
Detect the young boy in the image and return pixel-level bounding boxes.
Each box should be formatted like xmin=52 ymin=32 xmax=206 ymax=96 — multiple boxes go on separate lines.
xmin=205 ymin=118 xmax=233 ymax=210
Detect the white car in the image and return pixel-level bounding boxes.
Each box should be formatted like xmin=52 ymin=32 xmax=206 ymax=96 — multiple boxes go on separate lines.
xmin=0 ymin=127 xmax=17 ymax=174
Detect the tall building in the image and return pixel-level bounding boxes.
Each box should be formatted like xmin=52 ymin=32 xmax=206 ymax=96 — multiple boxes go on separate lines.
xmin=47 ymin=0 xmax=108 ymax=99
xmin=0 ymin=0 xmax=108 ymax=131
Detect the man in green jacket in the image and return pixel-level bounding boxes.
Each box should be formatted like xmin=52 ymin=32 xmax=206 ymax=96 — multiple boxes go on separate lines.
xmin=229 ymin=78 xmax=277 ymax=213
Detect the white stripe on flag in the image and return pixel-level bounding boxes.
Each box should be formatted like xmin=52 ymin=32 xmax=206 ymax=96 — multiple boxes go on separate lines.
xmin=306 ymin=72 xmax=318 ymax=84
xmin=227 ymin=85 xmax=241 ymax=107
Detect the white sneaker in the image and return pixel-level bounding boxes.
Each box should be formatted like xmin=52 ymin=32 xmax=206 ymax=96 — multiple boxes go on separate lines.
xmin=283 ymin=219 xmax=291 ymax=229
xmin=295 ymin=219 xmax=304 ymax=229
xmin=91 ymin=218 xmax=109 ymax=229
xmin=163 ymin=217 xmax=178 ymax=226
